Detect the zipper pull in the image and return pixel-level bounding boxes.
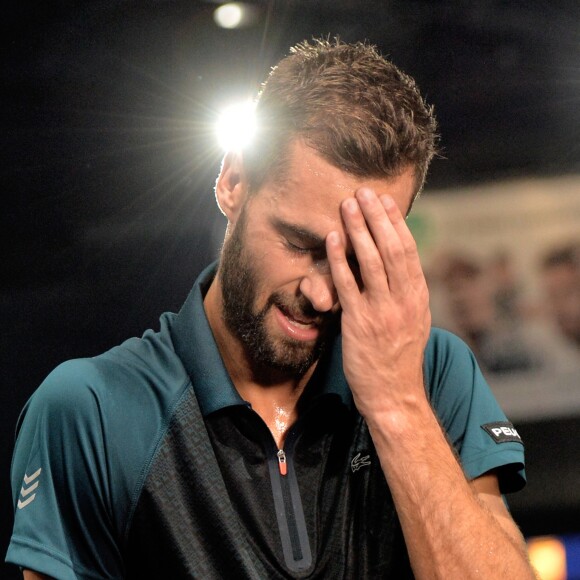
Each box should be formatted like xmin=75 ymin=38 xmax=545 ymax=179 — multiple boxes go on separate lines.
xmin=277 ymin=449 xmax=287 ymax=476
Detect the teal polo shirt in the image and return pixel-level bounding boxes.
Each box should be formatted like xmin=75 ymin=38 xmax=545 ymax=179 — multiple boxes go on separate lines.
xmin=6 ymin=264 xmax=525 ymax=579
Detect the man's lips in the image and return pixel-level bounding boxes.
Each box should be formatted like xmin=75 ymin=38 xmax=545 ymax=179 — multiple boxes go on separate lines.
xmin=279 ymin=305 xmax=320 ymax=326
xmin=273 ymin=305 xmax=321 ymax=341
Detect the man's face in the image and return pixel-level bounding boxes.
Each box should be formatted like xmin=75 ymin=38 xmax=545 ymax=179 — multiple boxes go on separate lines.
xmin=218 ymin=140 xmax=417 ymax=377
xmin=543 ymin=263 xmax=580 ymax=347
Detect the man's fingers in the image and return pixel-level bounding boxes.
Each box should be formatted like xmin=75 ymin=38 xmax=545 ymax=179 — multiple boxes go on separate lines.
xmin=340 ymin=195 xmax=390 ymax=295
xmin=351 ymin=188 xmax=416 ymax=296
xmin=330 ymin=188 xmax=426 ymax=302
xmin=326 ymin=231 xmax=360 ymax=311
xmin=379 ymin=195 xmax=425 ymax=287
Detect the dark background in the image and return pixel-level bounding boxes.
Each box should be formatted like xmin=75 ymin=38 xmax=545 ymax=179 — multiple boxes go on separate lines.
xmin=2 ymin=1 xmax=579 ymax=577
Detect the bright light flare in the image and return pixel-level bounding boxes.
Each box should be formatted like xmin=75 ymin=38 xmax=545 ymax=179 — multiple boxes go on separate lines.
xmin=215 ymin=100 xmax=257 ymax=152
xmin=527 ymin=536 xmax=566 ymax=580
xmin=213 ymin=2 xmax=260 ymax=29
xmin=214 ymin=4 xmax=243 ymax=29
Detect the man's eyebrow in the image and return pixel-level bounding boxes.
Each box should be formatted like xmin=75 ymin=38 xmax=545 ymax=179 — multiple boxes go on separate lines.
xmin=272 ymin=219 xmax=326 ymax=246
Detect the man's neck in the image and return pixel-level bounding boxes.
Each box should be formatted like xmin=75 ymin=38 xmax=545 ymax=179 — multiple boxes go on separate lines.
xmin=203 ymin=277 xmax=316 ymax=447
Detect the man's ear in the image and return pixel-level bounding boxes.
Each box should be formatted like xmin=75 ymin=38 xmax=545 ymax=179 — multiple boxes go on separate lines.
xmin=215 ymin=151 xmax=249 ymax=222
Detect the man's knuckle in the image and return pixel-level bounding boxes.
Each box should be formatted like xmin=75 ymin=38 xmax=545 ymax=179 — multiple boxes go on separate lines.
xmin=403 ymin=237 xmax=418 ymax=255
xmin=384 ymin=241 xmax=404 ymax=261
xmin=342 ymin=276 xmax=358 ymax=292
xmin=363 ymin=256 xmax=384 ymax=274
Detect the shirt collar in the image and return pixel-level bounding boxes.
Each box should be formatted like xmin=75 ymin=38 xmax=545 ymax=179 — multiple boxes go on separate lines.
xmin=171 ymin=262 xmax=352 ymax=417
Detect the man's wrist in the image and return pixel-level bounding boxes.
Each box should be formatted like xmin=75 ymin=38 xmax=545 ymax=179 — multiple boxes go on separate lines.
xmin=356 ymin=385 xmax=435 ymax=438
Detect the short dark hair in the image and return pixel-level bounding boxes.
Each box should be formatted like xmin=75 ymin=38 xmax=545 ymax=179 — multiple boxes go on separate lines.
xmin=244 ymin=38 xmax=438 ymax=199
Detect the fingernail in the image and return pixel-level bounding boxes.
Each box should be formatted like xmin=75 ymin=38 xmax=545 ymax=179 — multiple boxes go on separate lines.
xmin=327 ymin=231 xmax=340 ymax=245
xmin=343 ymin=198 xmax=358 ymax=213
xmin=357 ymin=188 xmax=373 ymax=201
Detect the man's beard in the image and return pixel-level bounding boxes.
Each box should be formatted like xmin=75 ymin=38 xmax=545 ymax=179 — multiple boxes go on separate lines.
xmin=219 ymin=208 xmax=339 ymax=378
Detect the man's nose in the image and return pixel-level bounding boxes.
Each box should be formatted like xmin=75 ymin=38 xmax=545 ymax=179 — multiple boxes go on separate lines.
xmin=299 ymin=267 xmax=338 ymax=313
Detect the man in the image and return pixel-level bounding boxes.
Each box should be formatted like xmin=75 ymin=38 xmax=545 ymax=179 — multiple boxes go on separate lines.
xmin=7 ymin=39 xmax=535 ymax=578
xmin=438 ymin=253 xmax=539 ymax=373
xmin=540 ymin=243 xmax=580 ymax=351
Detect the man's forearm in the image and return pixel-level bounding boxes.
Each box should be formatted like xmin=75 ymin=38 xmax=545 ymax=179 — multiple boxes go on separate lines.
xmin=366 ymin=395 xmax=536 ymax=579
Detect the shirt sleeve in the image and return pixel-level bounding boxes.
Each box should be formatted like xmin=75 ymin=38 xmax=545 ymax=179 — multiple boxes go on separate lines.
xmin=424 ymin=328 xmax=526 ymax=493
xmin=5 ymin=359 xmax=125 ymax=579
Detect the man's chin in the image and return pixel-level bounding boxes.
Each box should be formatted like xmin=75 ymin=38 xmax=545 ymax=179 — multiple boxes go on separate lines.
xmin=247 ymin=334 xmax=321 ymax=378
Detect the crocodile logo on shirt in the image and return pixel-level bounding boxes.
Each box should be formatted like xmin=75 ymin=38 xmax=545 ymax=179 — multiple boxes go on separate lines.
xmin=351 ymin=452 xmax=371 ymax=473
xmin=17 ymin=468 xmax=42 ymax=509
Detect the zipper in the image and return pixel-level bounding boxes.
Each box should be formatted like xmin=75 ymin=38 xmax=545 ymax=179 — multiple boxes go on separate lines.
xmin=267 ymin=431 xmax=312 ymax=573
xmin=277 ymin=449 xmax=287 ymax=476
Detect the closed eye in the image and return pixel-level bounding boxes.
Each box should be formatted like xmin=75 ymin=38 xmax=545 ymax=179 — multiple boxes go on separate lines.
xmin=273 ymin=218 xmax=326 ymax=257
xmin=285 ymin=239 xmax=328 ymax=263
xmin=285 ymin=239 xmax=310 ymax=254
